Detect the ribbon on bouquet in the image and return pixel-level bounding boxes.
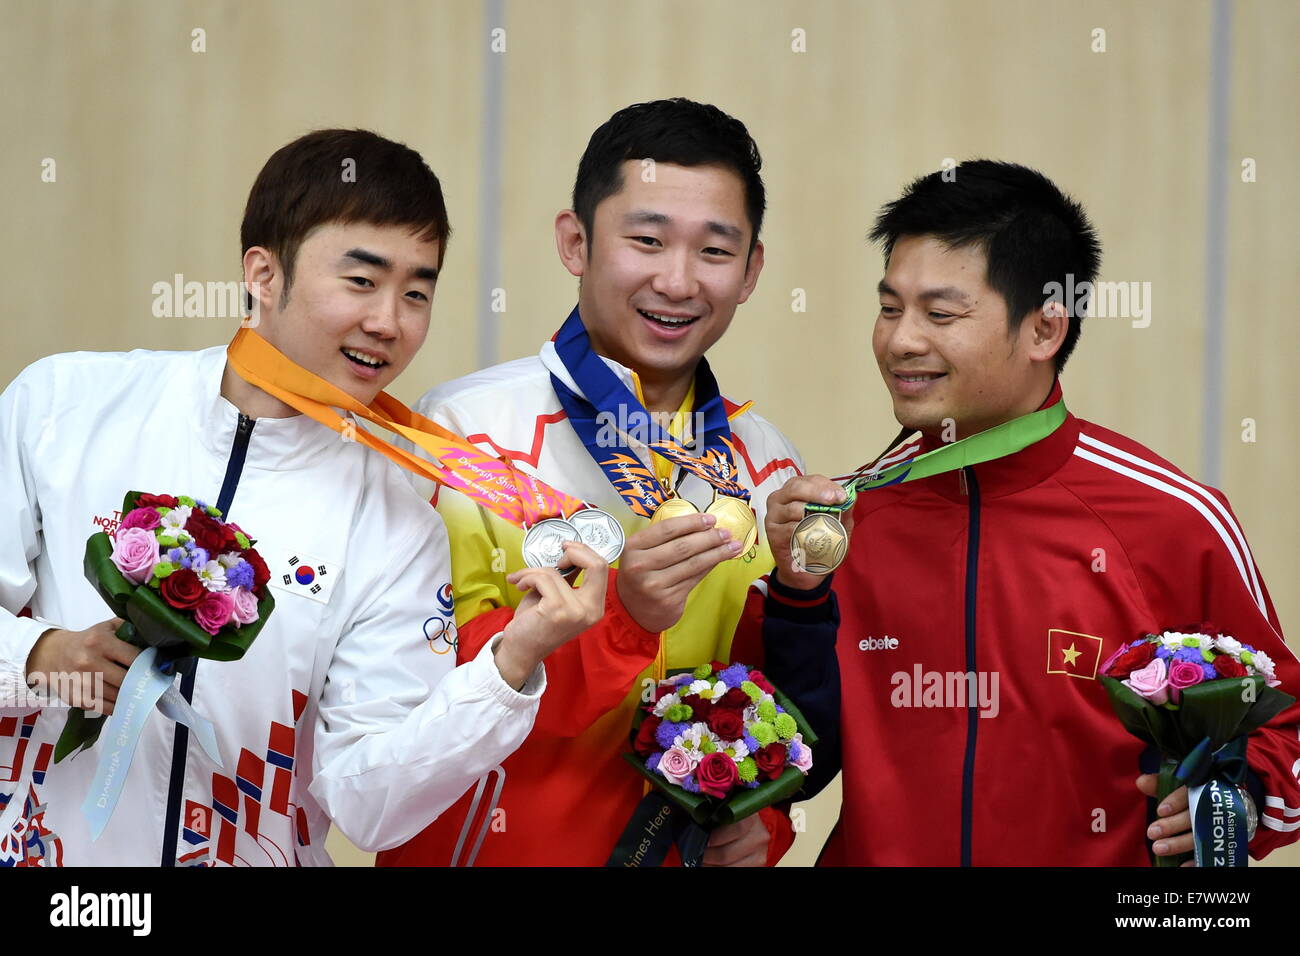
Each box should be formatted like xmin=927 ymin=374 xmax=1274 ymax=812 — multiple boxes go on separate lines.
xmin=1173 ymin=735 xmax=1251 ymax=867
xmin=80 ymin=647 xmax=222 ymax=840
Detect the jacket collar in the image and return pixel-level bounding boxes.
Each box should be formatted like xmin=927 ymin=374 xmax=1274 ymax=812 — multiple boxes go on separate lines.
xmin=915 ymin=378 xmax=1081 ymax=502
xmin=197 ymin=347 xmax=349 ymax=471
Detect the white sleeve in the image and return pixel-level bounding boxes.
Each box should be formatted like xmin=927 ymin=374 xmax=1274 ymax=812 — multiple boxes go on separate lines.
xmin=0 ymin=361 xmax=61 ymax=705
xmin=307 ymin=505 xmax=544 ymax=852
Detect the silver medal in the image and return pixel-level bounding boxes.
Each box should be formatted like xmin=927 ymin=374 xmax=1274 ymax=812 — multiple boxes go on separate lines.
xmin=521 ymin=518 xmax=582 ymax=568
xmin=567 ymin=508 xmax=626 ymax=564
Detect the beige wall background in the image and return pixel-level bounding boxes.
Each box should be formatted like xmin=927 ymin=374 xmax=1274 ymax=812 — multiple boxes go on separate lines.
xmin=1 ymin=0 xmax=1294 ymax=867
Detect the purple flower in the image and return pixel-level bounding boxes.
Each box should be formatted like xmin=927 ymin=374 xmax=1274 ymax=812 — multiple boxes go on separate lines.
xmin=743 ymin=733 xmax=760 ymax=753
xmin=1201 ymin=662 xmax=1217 ymax=680
xmin=225 ymin=561 xmax=254 ymax=591
xmin=672 ymin=674 xmax=694 ymax=687
xmin=788 ymin=740 xmax=803 ymax=763
xmin=645 ymin=753 xmax=662 ymax=773
xmin=718 ymin=664 xmax=749 ymax=689
xmin=1174 ymin=646 xmax=1203 ymax=664
xmin=680 ymin=775 xmax=701 ymax=794
xmin=1155 ymin=645 xmax=1174 ymax=659
xmin=167 ymin=547 xmax=184 ymax=563
xmin=655 ymin=721 xmax=687 ymax=750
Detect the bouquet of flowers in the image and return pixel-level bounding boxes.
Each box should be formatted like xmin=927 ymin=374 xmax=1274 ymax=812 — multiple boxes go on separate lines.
xmin=610 ymin=662 xmax=816 ymax=865
xmin=1100 ymin=624 xmax=1293 ymax=866
xmin=55 ymin=491 xmax=275 ymax=762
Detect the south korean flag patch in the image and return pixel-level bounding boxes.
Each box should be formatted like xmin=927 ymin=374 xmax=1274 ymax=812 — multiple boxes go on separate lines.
xmin=268 ymin=548 xmax=341 ymax=605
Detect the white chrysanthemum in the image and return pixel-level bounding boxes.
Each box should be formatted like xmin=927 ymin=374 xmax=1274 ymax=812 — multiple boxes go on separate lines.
xmin=1214 ymin=635 xmax=1244 ymax=657
xmin=675 ymin=724 xmax=706 ymax=752
xmin=1196 ymin=635 xmax=1214 ymax=650
xmin=710 ymin=680 xmax=728 ymax=700
xmin=652 ymin=692 xmax=680 ymax=717
xmin=160 ymin=505 xmax=193 ymax=534
xmin=1252 ymin=650 xmax=1276 ymax=677
xmin=723 ymin=739 xmax=750 ymax=762
xmin=687 ymin=679 xmax=712 ymax=697
xmin=196 ymin=559 xmax=227 ymax=592
xmin=1160 ymin=632 xmax=1190 ymax=651
xmin=743 ymin=704 xmax=758 ymax=724
xmin=218 ymin=551 xmax=242 ymax=569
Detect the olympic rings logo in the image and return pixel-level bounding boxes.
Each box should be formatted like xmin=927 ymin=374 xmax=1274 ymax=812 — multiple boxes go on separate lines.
xmin=423 ymin=616 xmax=458 ymax=655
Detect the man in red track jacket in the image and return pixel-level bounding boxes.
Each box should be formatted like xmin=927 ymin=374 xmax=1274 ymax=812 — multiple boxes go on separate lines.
xmin=759 ymin=160 xmax=1300 ymax=866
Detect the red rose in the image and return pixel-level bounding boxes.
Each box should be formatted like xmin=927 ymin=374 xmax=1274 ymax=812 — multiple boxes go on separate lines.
xmin=682 ymin=694 xmax=713 ymax=722
xmin=185 ymin=511 xmax=225 ymax=554
xmin=160 ymin=568 xmax=206 ymax=610
xmin=718 ymin=688 xmax=751 ymax=710
xmin=1104 ymin=641 xmax=1156 ymax=679
xmin=696 ymin=752 xmax=739 ymax=798
xmin=633 ymin=715 xmax=662 ymax=758
xmin=748 ymin=670 xmax=775 ymax=694
xmin=1213 ymin=655 xmax=1247 ymax=679
xmin=241 ymin=548 xmax=270 ymax=595
xmin=754 ymin=742 xmax=788 ymax=781
xmin=136 ymin=493 xmax=179 ymax=509
xmin=709 ymin=660 xmax=727 ymax=673
xmin=707 ymin=707 xmax=745 ymax=741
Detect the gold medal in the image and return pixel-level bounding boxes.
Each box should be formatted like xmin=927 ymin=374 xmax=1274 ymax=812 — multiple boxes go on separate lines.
xmin=649 ymin=494 xmax=702 ymax=524
xmin=790 ymin=512 xmax=849 ymax=575
xmin=705 ymin=493 xmax=758 ymax=557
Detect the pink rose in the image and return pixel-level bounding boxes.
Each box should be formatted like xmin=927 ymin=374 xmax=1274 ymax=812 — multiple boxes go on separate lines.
xmin=790 ymin=733 xmax=814 ymax=773
xmin=1122 ymin=657 xmax=1170 ymax=706
xmin=194 ymin=590 xmax=235 ymax=636
xmin=1167 ymin=659 xmax=1206 ymax=702
xmin=658 ymin=746 xmax=695 ymax=786
xmin=228 ymin=587 xmax=259 ymax=626
xmin=121 ymin=507 xmax=162 ymax=532
xmin=110 ymin=527 xmax=160 ymax=585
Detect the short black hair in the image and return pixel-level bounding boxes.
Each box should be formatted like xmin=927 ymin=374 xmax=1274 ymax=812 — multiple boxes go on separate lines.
xmin=572 ymin=98 xmax=765 ymax=253
xmin=869 ymin=160 xmax=1101 ymax=371
xmin=242 ymin=129 xmax=450 ymax=309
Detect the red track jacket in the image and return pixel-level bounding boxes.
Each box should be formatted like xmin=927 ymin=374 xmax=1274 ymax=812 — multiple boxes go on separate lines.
xmin=761 ymin=383 xmax=1300 ymax=865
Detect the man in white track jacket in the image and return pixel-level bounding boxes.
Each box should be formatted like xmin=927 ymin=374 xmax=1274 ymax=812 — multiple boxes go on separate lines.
xmin=0 ymin=129 xmax=605 ymax=866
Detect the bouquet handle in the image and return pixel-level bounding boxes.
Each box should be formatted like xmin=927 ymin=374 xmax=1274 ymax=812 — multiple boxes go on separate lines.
xmin=52 ymin=618 xmax=138 ymax=763
xmin=1152 ymin=756 xmax=1192 ymax=868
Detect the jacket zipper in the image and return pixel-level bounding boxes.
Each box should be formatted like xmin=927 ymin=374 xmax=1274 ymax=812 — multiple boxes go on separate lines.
xmin=960 ymin=466 xmax=981 ymax=867
xmin=160 ymin=412 xmax=254 ymax=866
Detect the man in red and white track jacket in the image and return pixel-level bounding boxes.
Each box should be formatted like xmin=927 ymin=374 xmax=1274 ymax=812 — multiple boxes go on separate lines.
xmin=758 ymin=160 xmax=1300 ymax=866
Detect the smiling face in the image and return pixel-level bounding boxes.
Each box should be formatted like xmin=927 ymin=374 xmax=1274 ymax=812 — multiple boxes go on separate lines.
xmin=244 ymin=221 xmax=440 ymax=406
xmin=873 ymin=234 xmax=1057 ymax=439
xmin=557 ymin=161 xmax=763 ymax=403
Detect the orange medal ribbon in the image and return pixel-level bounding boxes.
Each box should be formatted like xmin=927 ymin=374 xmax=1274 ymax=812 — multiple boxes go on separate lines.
xmin=225 ymin=328 xmax=585 ymax=529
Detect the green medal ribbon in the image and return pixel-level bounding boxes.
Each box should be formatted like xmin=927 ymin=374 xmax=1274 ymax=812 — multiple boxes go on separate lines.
xmin=807 ymin=400 xmax=1069 ymax=515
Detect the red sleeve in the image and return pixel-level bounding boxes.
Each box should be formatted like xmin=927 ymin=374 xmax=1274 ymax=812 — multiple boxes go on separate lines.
xmin=758 ymin=804 xmax=796 ymax=866
xmin=457 ymin=568 xmax=662 ymax=738
xmin=1132 ymin=487 xmax=1300 ymax=859
xmin=1197 ymin=493 xmax=1300 ymax=859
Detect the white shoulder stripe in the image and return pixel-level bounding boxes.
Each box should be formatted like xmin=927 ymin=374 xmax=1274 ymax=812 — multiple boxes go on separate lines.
xmin=1078 ymin=433 xmax=1264 ymax=607
xmin=1072 ymin=446 xmax=1267 ymax=616
xmin=1264 ymin=796 xmax=1300 ymax=817
xmin=1262 ymin=816 xmax=1300 ymax=833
